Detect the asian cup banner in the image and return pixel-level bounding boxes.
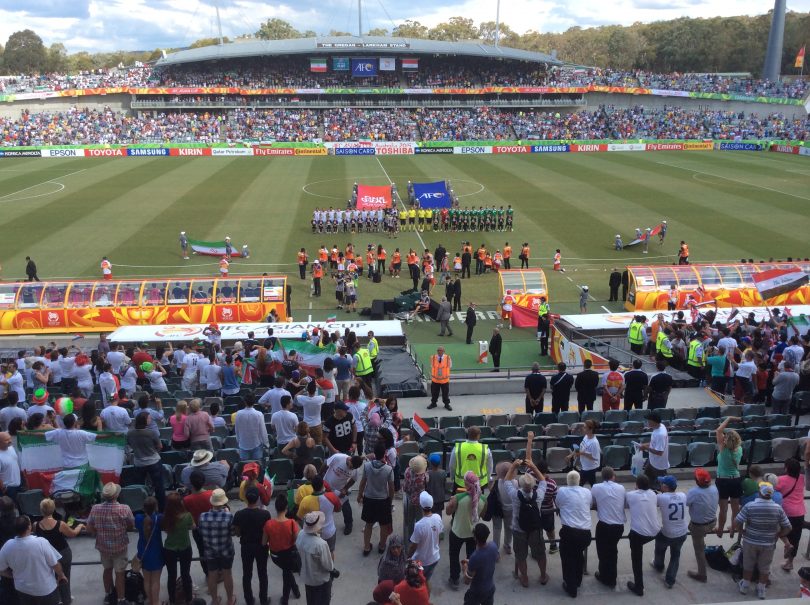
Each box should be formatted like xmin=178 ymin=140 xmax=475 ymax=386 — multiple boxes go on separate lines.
xmin=351 ymin=58 xmax=378 ymax=77
xmin=356 ymin=184 xmax=392 ymax=210
xmin=411 ymin=181 xmax=451 ymax=209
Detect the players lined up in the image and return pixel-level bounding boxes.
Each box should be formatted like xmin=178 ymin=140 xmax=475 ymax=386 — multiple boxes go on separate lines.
xmin=310 ymin=205 xmax=515 ymax=234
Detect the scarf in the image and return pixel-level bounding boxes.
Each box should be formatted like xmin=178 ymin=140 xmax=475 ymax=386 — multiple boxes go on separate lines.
xmin=464 ymin=470 xmax=481 ymax=523
xmin=377 ymin=534 xmax=406 ymax=583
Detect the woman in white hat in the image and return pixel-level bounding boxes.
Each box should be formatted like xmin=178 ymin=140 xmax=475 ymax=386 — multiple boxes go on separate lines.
xmin=297 ymin=511 xmax=335 ymax=603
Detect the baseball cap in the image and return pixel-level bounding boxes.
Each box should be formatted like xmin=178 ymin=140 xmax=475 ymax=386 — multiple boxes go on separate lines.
xmin=659 ymin=475 xmax=677 ymax=491
xmin=419 ymin=491 xmax=434 ymax=509
xmin=694 ymin=468 xmax=712 ymax=485
xmin=334 ymin=402 xmax=349 ymax=412
xmin=428 ymin=453 xmax=442 ymax=467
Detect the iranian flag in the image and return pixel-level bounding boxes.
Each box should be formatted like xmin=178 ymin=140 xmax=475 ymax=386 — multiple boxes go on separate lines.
xmin=753 ymin=267 xmax=809 ymax=301
xmin=188 ymin=238 xmax=245 ymax=257
xmin=310 ymin=58 xmax=328 ymax=73
xmin=18 ymin=432 xmax=126 ymax=496
xmin=251 ymin=339 xmax=337 ymax=378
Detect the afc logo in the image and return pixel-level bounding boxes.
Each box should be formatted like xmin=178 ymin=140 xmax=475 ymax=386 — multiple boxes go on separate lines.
xmin=355 ymin=63 xmax=375 ymax=72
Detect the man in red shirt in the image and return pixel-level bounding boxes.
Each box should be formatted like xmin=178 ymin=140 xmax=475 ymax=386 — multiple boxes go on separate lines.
xmin=183 ymin=469 xmax=213 ymax=576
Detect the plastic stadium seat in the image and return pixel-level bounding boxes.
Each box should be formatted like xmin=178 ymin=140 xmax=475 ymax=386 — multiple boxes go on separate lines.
xmin=486 ymin=414 xmax=509 ymax=429
xmin=420 ymin=429 xmax=443 ymax=443
xmin=225 ymin=395 xmax=244 ymax=406
xmin=398 ymin=453 xmax=416 ymax=477
xmin=581 ymin=411 xmax=604 ymax=424
xmin=744 ymin=416 xmax=769 ymax=429
xmin=173 ymin=463 xmax=189 ymax=487
xmin=533 ymin=412 xmax=556 ymax=427
xmin=619 ymin=420 xmax=644 ymax=433
xmin=439 ymin=416 xmax=462 ymax=430
xmin=16 ymin=489 xmax=45 ymax=519
xmin=159 ymin=427 xmax=174 ymax=441
xmin=422 ymin=441 xmax=444 ymax=456
xmin=491 ymin=449 xmax=513 ymax=468
xmin=602 ymin=445 xmax=630 ymax=470
xmin=771 ymin=438 xmax=799 ymax=462
xmin=668 ymin=443 xmax=688 ymax=468
xmin=556 ymin=435 xmax=580 ymax=450
xmin=670 ymin=418 xmax=694 ymax=430
xmin=611 ymin=433 xmax=638 ymax=448
xmin=444 ymin=427 xmax=467 ymax=442
xmin=557 ymin=411 xmax=580 ymax=426
xmin=769 ymin=426 xmax=795 ymax=439
xmin=520 ymin=424 xmax=544 ymax=438
xmin=724 ymin=405 xmax=743 ymax=417
xmin=545 ymin=423 xmax=570 ymax=438
xmin=495 ymin=425 xmax=519 ymax=440
xmin=420 ymin=417 xmax=437 ymax=428
xmin=791 ymin=391 xmax=810 ymax=416
xmin=215 ymin=448 xmax=241 ymax=467
xmin=768 ymin=414 xmax=792 ymax=427
xmin=399 ymin=441 xmax=419 ymax=455
xmin=604 ymin=410 xmax=628 ymax=424
xmin=546 ymin=448 xmax=572 ymax=473
xmin=742 ymin=404 xmax=766 ymax=417
xmin=173 ymin=390 xmax=194 ymax=400
xmin=267 ymin=458 xmax=294 ymax=487
xmin=509 ymin=414 xmax=532 ymax=428
xmin=505 ymin=438 xmax=526 ymax=454
xmin=478 ymin=426 xmax=494 ymax=439
xmin=697 ymin=406 xmax=721 ymax=419
xmin=694 ymin=418 xmax=720 ymax=431
xmin=119 ymin=486 xmax=149 ymax=514
xmin=515 ymin=449 xmax=544 ymax=468
xmin=400 ymin=418 xmax=412 ymax=431
xmin=627 ymin=409 xmax=648 ymax=422
xmin=570 ymin=422 xmax=586 ymax=436
xmin=160 ymin=450 xmax=190 ymax=467
xmin=120 ymin=465 xmax=141 ymax=488
xmin=223 ymin=435 xmax=239 ymax=449
xmin=743 ymin=439 xmax=772 ymax=464
xmin=204 ymin=396 xmax=223 ymax=408
xmin=686 ymin=442 xmax=716 ymax=467
xmin=659 ymin=408 xmax=676 ymax=422
xmin=463 ymin=415 xmax=485 ymax=428
xmin=719 ymin=417 xmax=745 ymax=430
xmin=161 ymin=464 xmax=173 ymax=489
xmin=213 ymin=425 xmax=230 ymax=439
xmin=675 ymin=408 xmax=698 ymax=420
xmin=669 ymin=431 xmax=693 ymax=445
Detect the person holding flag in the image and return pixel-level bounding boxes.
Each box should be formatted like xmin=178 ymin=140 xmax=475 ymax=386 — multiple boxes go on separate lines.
xmin=553 ymin=249 xmax=563 ymax=272
xmin=100 ymin=257 xmax=112 ymax=281
xmin=659 ymin=220 xmax=668 ymax=245
xmin=224 ymin=236 xmax=233 ymax=260
xmin=643 ymin=228 xmax=652 ymax=254
xmin=179 ymin=231 xmax=189 ymax=259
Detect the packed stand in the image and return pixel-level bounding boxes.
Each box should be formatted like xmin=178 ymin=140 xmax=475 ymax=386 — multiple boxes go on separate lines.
xmin=322 ymin=108 xmax=418 ymax=142
xmin=225 ymin=108 xmax=321 ymax=142
xmin=418 ymin=107 xmax=516 ymax=141
xmin=0 ymin=67 xmax=153 ymax=94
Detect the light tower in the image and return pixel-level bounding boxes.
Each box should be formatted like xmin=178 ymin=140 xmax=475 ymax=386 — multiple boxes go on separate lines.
xmin=763 ymin=0 xmax=786 ymax=81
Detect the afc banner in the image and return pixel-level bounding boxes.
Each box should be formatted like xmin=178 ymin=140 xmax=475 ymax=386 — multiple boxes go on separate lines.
xmin=412 ymin=181 xmax=451 ymax=209
xmin=351 ymin=58 xmax=378 ymax=77
xmin=356 ymin=184 xmax=392 ymax=210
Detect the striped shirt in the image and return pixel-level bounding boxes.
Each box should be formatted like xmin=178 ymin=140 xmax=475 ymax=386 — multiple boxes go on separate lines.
xmin=735 ymin=498 xmax=791 ymax=547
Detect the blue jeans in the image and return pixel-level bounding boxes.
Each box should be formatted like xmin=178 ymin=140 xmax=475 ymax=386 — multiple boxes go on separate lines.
xmin=239 ymin=446 xmax=264 ymax=461
xmin=653 ymin=532 xmax=687 ymax=586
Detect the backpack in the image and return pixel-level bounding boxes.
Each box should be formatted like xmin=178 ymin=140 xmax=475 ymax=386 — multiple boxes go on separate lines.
xmin=124 ymin=570 xmax=147 ymax=604
xmin=517 ymin=486 xmax=541 ymax=533
xmin=482 ymin=479 xmax=502 ymax=521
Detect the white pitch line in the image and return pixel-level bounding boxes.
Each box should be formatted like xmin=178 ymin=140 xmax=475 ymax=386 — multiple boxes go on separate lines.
xmin=601 ymin=305 xmax=611 ymax=313
xmin=375 ymin=156 xmax=427 ymax=251
xmin=655 ymin=159 xmax=810 ymax=202
xmin=0 ymin=168 xmax=86 ymax=200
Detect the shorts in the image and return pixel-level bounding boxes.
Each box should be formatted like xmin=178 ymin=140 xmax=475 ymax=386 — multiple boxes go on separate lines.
xmin=513 ymin=529 xmax=544 ymax=562
xmin=100 ymin=551 xmax=129 ymax=572
xmin=715 ymin=476 xmax=742 ymax=500
xmin=540 ymin=511 xmax=555 ymax=533
xmin=361 ymin=497 xmax=393 ymax=526
xmin=392 ymin=263 xmax=401 ymax=271
xmin=325 ymin=533 xmax=337 ymax=552
xmin=741 ymin=541 xmax=775 ymax=574
xmin=206 ymin=555 xmax=235 ymax=571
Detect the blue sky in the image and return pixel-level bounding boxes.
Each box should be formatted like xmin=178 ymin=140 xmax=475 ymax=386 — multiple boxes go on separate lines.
xmin=0 ymin=0 xmax=808 ymax=52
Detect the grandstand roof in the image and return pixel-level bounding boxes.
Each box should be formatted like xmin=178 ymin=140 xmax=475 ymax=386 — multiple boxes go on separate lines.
xmin=156 ymin=36 xmax=561 ymax=67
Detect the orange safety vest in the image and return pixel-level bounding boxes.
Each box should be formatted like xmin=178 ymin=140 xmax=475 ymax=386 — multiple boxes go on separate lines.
xmin=521 ymin=246 xmax=530 ymax=258
xmin=407 ymin=253 xmax=418 ymax=265
xmin=319 ymin=248 xmax=328 ymax=262
xmin=680 ymin=244 xmax=689 ymax=258
xmin=453 ymin=256 xmax=461 ymax=266
xmin=484 ymin=255 xmax=493 ymax=267
xmin=463 ymin=244 xmax=472 ymax=254
xmin=330 ymin=248 xmax=338 ymax=262
xmin=298 ymin=252 xmax=307 ymax=265
xmin=392 ymin=252 xmax=401 ymax=264
xmin=503 ymin=246 xmax=512 ymax=259
xmin=477 ymin=248 xmax=486 ymax=260
xmin=346 ymin=247 xmax=355 ymax=260
xmin=378 ymin=249 xmax=387 ymax=260
xmin=366 ymin=251 xmax=375 ymax=265
xmin=313 ymin=265 xmax=323 ymax=278
xmin=355 ymin=256 xmax=363 ymax=268
xmin=431 ymin=354 xmax=451 ymax=384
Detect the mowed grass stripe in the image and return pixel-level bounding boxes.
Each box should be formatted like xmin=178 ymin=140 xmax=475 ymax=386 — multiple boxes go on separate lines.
xmin=0 ymin=157 xmax=66 ymax=185
xmin=548 ymin=153 xmax=808 ymax=258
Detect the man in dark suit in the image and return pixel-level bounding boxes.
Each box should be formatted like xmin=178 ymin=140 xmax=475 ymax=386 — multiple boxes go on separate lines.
xmin=434 ymin=244 xmax=446 ymax=273
xmin=621 ymin=269 xmax=629 ymax=301
xmin=465 ymin=302 xmax=477 ymax=344
xmin=608 ymin=268 xmax=622 ymax=302
xmin=452 ymin=278 xmax=462 ymax=312
xmin=445 ymin=277 xmax=455 ymax=303
xmin=461 ymin=245 xmax=472 ymax=280
xmin=489 ymin=327 xmax=503 ymax=371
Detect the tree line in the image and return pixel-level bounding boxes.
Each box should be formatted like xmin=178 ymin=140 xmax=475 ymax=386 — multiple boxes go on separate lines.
xmin=1 ymin=12 xmax=807 ymax=77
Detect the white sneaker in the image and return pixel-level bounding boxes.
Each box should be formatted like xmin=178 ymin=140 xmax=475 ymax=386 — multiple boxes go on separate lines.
xmin=738 ymin=580 xmax=748 ymax=595
xmin=756 ymin=584 xmax=766 ymax=600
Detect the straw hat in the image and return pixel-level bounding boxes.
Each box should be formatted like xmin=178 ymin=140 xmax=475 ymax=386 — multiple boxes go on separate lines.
xmin=190 ymin=450 xmax=214 ymax=467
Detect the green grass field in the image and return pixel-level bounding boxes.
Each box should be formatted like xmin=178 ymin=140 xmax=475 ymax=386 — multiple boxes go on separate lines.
xmin=1 ymin=151 xmax=809 ymax=324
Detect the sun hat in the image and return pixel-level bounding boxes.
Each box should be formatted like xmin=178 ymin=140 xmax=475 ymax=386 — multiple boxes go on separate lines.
xmin=303 ymin=511 xmax=326 ymax=534
xmin=409 ymin=455 xmax=427 ymax=474
xmin=31 ymin=388 xmax=49 ymax=404
xmin=102 ymin=482 xmax=121 ymax=500
xmin=419 ymin=491 xmax=434 ymax=509
xmin=210 ymin=488 xmax=228 ymax=507
xmin=190 ymin=450 xmax=214 ymax=467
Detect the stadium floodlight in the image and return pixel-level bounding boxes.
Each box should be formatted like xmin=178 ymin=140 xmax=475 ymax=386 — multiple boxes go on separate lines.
xmin=763 ymin=0 xmax=786 ymax=81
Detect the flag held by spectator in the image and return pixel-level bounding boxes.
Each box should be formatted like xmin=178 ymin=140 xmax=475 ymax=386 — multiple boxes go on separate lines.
xmin=796 ymin=46 xmax=806 ymax=69
xmin=411 ymin=414 xmax=430 ymax=438
xmin=753 ymin=267 xmax=809 ymax=301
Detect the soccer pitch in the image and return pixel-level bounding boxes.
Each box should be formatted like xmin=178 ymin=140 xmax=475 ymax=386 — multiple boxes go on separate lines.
xmin=0 ymin=151 xmax=808 ymax=318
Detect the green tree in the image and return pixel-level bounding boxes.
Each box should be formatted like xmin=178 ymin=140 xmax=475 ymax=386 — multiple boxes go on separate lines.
xmin=189 ymin=37 xmax=229 ymax=48
xmin=429 ymin=17 xmax=477 ymax=41
xmin=256 ymin=18 xmax=301 ymax=40
xmin=46 ymin=42 xmax=68 ymax=72
xmin=392 ymin=20 xmax=429 ymax=38
xmin=478 ymin=21 xmax=519 ymax=45
xmin=67 ymin=51 xmax=94 ymax=72
xmin=328 ymin=30 xmax=352 ymax=36
xmin=366 ymin=28 xmax=389 ymax=37
xmin=3 ymin=29 xmax=47 ymax=74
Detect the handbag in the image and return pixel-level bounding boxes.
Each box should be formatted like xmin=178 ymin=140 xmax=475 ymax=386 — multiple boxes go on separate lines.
xmin=131 ymin=513 xmax=158 ymax=573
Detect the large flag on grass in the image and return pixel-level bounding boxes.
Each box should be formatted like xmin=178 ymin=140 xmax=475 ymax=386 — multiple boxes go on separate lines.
xmin=18 ymin=432 xmax=126 ymax=496
xmin=356 ymin=185 xmax=392 ymax=210
xmin=412 ymin=181 xmax=451 ymax=209
xmin=189 ymin=238 xmax=245 ymax=257
xmin=625 ymin=223 xmax=664 ymax=247
xmin=753 ymin=267 xmax=809 ymax=301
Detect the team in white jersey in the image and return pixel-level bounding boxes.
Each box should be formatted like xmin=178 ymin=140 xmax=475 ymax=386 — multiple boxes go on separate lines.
xmin=311 ymin=207 xmax=398 ymax=234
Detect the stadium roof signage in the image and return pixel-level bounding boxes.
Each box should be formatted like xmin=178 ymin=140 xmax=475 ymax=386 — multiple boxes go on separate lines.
xmin=317 ymin=41 xmax=410 ymax=49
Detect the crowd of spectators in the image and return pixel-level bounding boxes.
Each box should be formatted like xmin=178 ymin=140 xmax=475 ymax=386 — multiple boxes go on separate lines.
xmin=1 ymin=62 xmax=807 ymax=99
xmin=1 ymin=105 xmax=808 ymax=145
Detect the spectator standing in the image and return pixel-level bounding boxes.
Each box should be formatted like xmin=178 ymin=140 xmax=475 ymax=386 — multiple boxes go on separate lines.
xmin=437 ymin=298 xmax=453 ymax=337
xmin=375 ymin=533 xmax=407 ymax=600
xmin=574 ymin=359 xmax=599 ymax=412
xmin=622 ymin=360 xmax=648 ymax=411
xmin=0 ymin=515 xmax=66 ymax=605
xmin=464 ymin=303 xmax=477 ymax=345
xmin=233 ymin=487 xmax=272 ymax=605
xmin=653 ymin=476 xmax=688 ymax=588
xmin=625 ymin=474 xmax=662 ymax=596
xmin=772 ymin=361 xmax=800 ymax=414
xmin=446 ymin=471 xmax=486 ymax=590
xmin=488 ymin=327 xmax=502 ymax=372
xmin=426 ymin=347 xmax=452 ymax=411
xmin=282 ymin=422 xmax=317 ymax=479
xmin=322 ymin=402 xmax=357 ymax=455
xmin=295 ymin=381 xmax=326 ymax=445
xmin=271 ymin=395 xmax=298 ymax=452
xmin=43 ymin=412 xmax=96 ymax=467
xmin=127 ymin=412 xmax=166 ymax=510
xmin=503 ymin=456 xmax=548 ymax=588
xmin=185 ymin=399 xmax=214 ymax=450
xmin=263 ymin=494 xmax=301 ymax=605
xmin=324 ymin=453 xmax=363 ymax=536
xmin=646 ymin=361 xmax=674 ymax=409
xmin=235 ymin=394 xmax=269 ymax=461
xmin=734 ymin=482 xmax=792 ymax=599
xmin=776 ymin=458 xmax=806 ymax=571
xmin=169 ymin=400 xmax=190 ymax=449
xmin=34 ymin=498 xmax=84 ymax=605
xmin=408 ymin=492 xmax=443 ymax=582
xmin=523 ymin=363 xmax=546 ymax=415
xmin=199 ymin=489 xmax=236 ymax=605
xmin=461 ymin=523 xmax=499 ymax=605
xmin=298 ymin=511 xmax=335 ymax=605
xmin=714 ymin=417 xmax=743 ymax=538
xmin=86 ymin=483 xmax=135 ymax=605
xmin=161 ymin=492 xmax=194 ymax=605
xmin=402 ymin=455 xmax=429 ymax=542
xmin=639 ymin=411 xmax=669 ymax=486
xmin=592 ymin=466 xmax=627 ymax=589
xmin=491 ymin=462 xmax=513 ymax=555
xmin=259 ymin=377 xmax=292 ymax=415
xmin=358 ymin=441 xmax=395 ymax=557
xmin=686 ymin=468 xmax=718 ymax=583
xmin=181 ymin=450 xmax=229 ymax=491
xmin=99 ymin=397 xmax=132 ymax=434
xmin=570 ymin=419 xmax=601 ymax=486
xmin=135 ymin=497 xmax=164 ymax=605
xmin=556 ymin=470 xmax=592 ymax=598
xmin=183 ymin=470 xmax=213 ymax=576
xmin=549 ymin=363 xmax=574 ymax=414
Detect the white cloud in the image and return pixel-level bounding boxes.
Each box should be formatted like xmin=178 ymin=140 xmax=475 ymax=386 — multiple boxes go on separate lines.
xmin=0 ymin=0 xmax=808 ymax=52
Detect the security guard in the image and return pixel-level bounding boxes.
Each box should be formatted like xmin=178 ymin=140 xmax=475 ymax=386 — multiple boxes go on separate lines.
xmin=656 ymin=327 xmax=674 ymax=362
xmin=353 ymin=341 xmax=375 ymax=397
xmin=686 ymin=333 xmax=705 ymax=380
xmin=367 ymin=330 xmax=380 ymax=374
xmin=448 ymin=426 xmax=493 ymax=488
xmin=627 ymin=315 xmax=646 ymax=355
xmin=426 ymin=346 xmax=452 ymax=411
xmin=537 ymin=296 xmax=550 ymax=357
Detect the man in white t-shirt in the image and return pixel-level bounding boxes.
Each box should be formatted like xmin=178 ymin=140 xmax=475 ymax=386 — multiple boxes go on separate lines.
xmin=203 ymin=362 xmax=222 ymax=394
xmin=625 ymin=474 xmax=662 ymax=596
xmin=180 ymin=346 xmax=199 ymax=392
xmin=653 ymin=475 xmax=688 ymax=588
xmin=0 ymin=515 xmax=66 ymax=602
xmin=323 ymin=453 xmax=363 ymax=535
xmin=0 ymin=369 xmax=26 ymax=406
xmin=100 ymin=400 xmax=132 ymax=434
xmin=106 ymin=346 xmax=126 ymax=374
xmin=639 ymin=411 xmax=669 ymax=487
xmin=0 ymin=393 xmax=26 ymax=432
xmin=44 ymin=414 xmax=97 ymax=468
xmin=0 ymin=432 xmax=22 ymax=501
xmin=258 ymin=377 xmax=292 ymax=414
xmin=591 ymin=466 xmax=627 ymax=589
xmin=270 ymin=395 xmax=298 ymax=450
xmin=734 ymin=350 xmax=757 ymax=402
xmin=408 ymin=491 xmax=444 ymax=581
